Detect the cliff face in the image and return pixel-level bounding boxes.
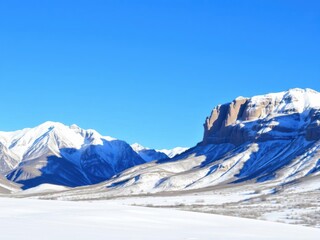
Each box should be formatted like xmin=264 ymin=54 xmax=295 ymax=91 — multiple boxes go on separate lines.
xmin=203 ymin=88 xmax=320 ymax=146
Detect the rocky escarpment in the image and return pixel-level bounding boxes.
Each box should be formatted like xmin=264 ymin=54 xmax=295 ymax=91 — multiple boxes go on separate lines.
xmin=203 ymin=88 xmax=320 ymax=146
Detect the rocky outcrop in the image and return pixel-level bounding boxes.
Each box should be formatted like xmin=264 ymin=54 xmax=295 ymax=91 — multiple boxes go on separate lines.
xmin=203 ymin=98 xmax=250 ymax=145
xmin=203 ymin=89 xmax=320 ymax=146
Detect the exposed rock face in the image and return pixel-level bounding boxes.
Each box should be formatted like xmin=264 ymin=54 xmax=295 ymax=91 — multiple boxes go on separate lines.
xmin=203 ymin=88 xmax=320 ymax=146
xmin=203 ymin=98 xmax=250 ymax=145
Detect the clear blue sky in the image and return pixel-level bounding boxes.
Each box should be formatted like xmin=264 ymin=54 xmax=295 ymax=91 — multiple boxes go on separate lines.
xmin=0 ymin=1 xmax=319 ymax=149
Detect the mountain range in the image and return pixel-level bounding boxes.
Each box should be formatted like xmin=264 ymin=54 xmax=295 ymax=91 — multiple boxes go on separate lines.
xmin=131 ymin=143 xmax=188 ymax=162
xmin=0 ymin=88 xmax=320 ymax=197
xmin=0 ymin=122 xmax=186 ymax=190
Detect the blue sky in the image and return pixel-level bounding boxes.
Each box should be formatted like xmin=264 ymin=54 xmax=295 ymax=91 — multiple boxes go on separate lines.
xmin=0 ymin=1 xmax=319 ymax=149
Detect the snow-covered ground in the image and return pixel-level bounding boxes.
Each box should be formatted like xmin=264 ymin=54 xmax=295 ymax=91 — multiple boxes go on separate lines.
xmin=27 ymin=178 xmax=320 ymax=228
xmin=0 ymin=197 xmax=319 ymax=240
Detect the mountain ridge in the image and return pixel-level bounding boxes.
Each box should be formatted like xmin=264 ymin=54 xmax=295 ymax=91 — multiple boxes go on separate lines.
xmin=0 ymin=122 xmax=148 ymax=189
xmin=0 ymin=121 xmax=186 ymax=190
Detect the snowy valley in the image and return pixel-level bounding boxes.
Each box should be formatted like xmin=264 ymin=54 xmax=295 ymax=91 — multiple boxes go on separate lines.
xmin=1 ymin=88 xmax=320 ymax=238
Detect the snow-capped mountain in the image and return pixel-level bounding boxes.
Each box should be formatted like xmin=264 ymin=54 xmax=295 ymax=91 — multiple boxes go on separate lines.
xmin=131 ymin=143 xmax=168 ymax=162
xmin=50 ymin=88 xmax=320 ymax=198
xmin=0 ymin=122 xmax=145 ymax=189
xmin=203 ymin=88 xmax=320 ymax=145
xmin=158 ymin=147 xmax=188 ymax=158
xmin=131 ymin=143 xmax=188 ymax=161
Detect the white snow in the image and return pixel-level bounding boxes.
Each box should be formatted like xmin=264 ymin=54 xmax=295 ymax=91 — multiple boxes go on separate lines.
xmin=131 ymin=143 xmax=149 ymax=152
xmin=158 ymin=147 xmax=189 ymax=158
xmin=0 ymin=176 xmax=20 ymax=193
xmin=0 ymin=121 xmax=121 ymax=169
xmin=249 ymin=88 xmax=320 ymax=116
xmin=0 ymin=197 xmax=318 ymax=240
xmin=131 ymin=143 xmax=188 ymax=158
xmin=19 ymin=184 xmax=69 ymax=194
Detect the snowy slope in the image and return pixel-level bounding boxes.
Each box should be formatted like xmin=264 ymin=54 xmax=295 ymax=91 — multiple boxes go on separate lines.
xmin=0 ymin=175 xmax=20 ymax=194
xmin=0 ymin=198 xmax=318 ymax=240
xmin=0 ymin=122 xmax=145 ymax=189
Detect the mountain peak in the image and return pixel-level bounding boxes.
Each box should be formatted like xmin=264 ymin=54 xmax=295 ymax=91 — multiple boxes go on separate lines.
xmin=70 ymin=124 xmax=81 ymax=130
xmin=158 ymin=147 xmax=189 ymax=158
xmin=0 ymin=123 xmax=145 ymax=188
xmin=287 ymin=87 xmax=318 ymax=94
xmin=37 ymin=121 xmax=66 ymax=129
xmin=131 ymin=143 xmax=188 ymax=161
xmin=131 ymin=143 xmax=149 ymax=152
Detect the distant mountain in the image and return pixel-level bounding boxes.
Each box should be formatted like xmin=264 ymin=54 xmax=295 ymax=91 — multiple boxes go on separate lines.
xmin=58 ymin=88 xmax=320 ymax=197
xmin=131 ymin=143 xmax=168 ymax=162
xmin=0 ymin=122 xmax=145 ymax=189
xmin=158 ymin=147 xmax=188 ymax=158
xmin=131 ymin=143 xmax=188 ymax=162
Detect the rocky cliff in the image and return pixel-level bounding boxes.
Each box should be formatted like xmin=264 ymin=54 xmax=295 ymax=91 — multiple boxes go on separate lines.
xmin=203 ymin=88 xmax=320 ymax=145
